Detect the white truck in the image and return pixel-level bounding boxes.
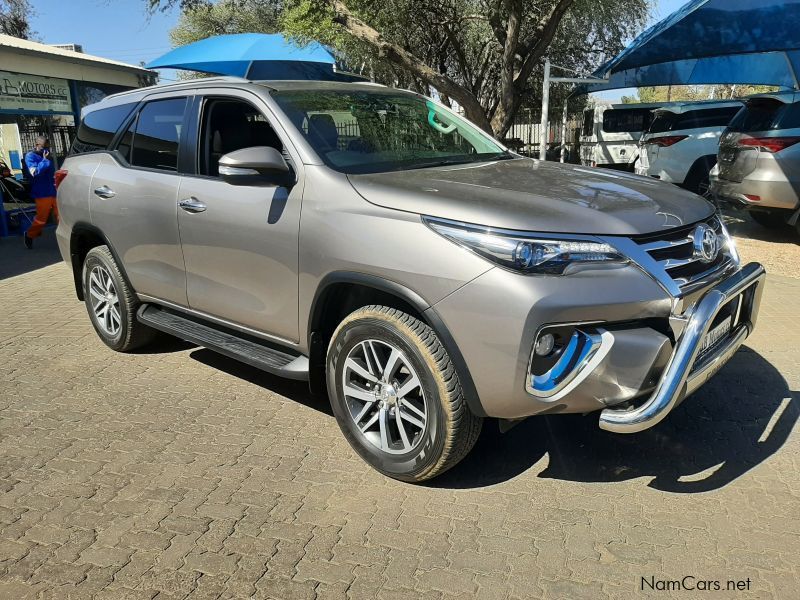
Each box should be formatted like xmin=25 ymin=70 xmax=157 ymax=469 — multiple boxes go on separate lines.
xmin=580 ymin=103 xmax=665 ymax=171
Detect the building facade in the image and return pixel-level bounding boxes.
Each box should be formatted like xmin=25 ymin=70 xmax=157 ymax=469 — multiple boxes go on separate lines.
xmin=0 ymin=34 xmax=156 ymax=174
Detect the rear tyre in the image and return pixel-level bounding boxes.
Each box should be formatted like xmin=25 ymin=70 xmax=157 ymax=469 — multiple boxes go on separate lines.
xmin=326 ymin=305 xmax=482 ymax=482
xmin=82 ymin=245 xmax=155 ymax=352
xmin=750 ymin=211 xmax=788 ymax=230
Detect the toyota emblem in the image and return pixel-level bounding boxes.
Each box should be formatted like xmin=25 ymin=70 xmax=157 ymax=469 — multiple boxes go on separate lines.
xmin=692 ymin=224 xmax=720 ymax=263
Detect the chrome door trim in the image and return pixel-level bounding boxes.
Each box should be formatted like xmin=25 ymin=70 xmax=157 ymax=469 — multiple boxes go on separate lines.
xmin=93 ymin=185 xmax=116 ymax=199
xmin=178 ymin=197 xmax=207 ymax=213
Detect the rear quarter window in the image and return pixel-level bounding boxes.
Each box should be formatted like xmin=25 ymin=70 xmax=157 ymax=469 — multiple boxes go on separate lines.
xmin=71 ymin=103 xmax=137 ymax=154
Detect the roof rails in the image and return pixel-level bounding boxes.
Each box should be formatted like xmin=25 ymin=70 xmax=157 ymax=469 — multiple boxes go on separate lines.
xmin=104 ymin=75 xmax=251 ymax=100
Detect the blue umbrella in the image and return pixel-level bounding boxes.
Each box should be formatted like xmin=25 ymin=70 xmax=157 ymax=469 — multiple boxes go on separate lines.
xmin=146 ymin=33 xmax=343 ymax=80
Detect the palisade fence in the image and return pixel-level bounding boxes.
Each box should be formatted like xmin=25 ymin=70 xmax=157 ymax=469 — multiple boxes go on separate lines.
xmin=504 ymin=112 xmax=582 ymax=162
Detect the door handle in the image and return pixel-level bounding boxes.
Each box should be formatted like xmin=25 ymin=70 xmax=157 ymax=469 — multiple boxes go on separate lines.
xmin=93 ymin=185 xmax=115 ymax=199
xmin=178 ymin=197 xmax=207 ymax=213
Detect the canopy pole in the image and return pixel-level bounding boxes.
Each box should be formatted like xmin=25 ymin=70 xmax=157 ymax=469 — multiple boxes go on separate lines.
xmin=560 ymin=98 xmax=568 ymax=163
xmin=540 ymin=59 xmax=551 ymax=161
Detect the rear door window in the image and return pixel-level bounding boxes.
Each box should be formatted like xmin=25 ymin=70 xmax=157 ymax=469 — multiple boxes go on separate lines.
xmin=129 ymin=97 xmax=187 ymax=171
xmin=71 ymin=103 xmax=137 ymax=154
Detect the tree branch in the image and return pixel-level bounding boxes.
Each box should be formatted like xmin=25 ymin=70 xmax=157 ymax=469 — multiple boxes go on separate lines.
xmin=326 ymin=0 xmax=492 ymax=132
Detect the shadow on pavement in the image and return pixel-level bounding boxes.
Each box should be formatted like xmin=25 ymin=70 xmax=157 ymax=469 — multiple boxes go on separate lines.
xmin=723 ymin=211 xmax=799 ymax=245
xmin=188 ymin=348 xmax=334 ymax=416
xmin=0 ymin=230 xmax=61 ymax=280
xmin=432 ymin=348 xmax=797 ymax=493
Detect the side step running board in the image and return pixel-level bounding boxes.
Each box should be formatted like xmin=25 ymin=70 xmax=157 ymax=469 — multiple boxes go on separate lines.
xmin=137 ymin=304 xmax=309 ymax=380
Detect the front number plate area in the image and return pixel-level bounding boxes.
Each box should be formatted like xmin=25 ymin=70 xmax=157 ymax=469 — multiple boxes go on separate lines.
xmin=700 ymin=315 xmax=733 ymax=356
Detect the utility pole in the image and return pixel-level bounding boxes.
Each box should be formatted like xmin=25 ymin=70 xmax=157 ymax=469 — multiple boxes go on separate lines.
xmin=539 ymin=59 xmax=551 ymax=160
xmin=539 ymin=60 xmax=608 ymax=162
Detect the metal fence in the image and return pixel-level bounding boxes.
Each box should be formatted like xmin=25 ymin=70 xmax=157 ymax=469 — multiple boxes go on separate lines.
xmin=329 ymin=118 xmax=582 ymax=161
xmin=504 ymin=114 xmax=582 ymax=162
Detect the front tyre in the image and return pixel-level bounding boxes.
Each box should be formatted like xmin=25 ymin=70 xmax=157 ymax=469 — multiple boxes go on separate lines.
xmin=327 ymin=306 xmax=482 ymax=482
xmin=82 ymin=245 xmax=155 ymax=352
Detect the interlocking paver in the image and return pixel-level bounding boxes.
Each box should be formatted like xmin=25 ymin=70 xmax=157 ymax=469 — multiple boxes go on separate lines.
xmin=1 ymin=235 xmax=799 ymax=598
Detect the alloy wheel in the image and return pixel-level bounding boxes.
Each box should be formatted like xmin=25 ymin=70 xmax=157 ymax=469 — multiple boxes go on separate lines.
xmin=88 ymin=265 xmax=121 ymax=336
xmin=341 ymin=339 xmax=427 ymax=454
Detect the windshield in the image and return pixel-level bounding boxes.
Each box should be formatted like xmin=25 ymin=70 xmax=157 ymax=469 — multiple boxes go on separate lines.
xmin=271 ymin=88 xmax=510 ymax=174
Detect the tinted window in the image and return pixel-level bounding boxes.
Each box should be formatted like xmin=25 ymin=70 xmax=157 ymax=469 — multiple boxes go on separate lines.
xmin=648 ymin=107 xmax=740 ymax=134
xmin=116 ymin=119 xmax=136 ymax=164
xmin=272 ymin=89 xmax=508 ymax=174
xmin=130 ymin=98 xmax=186 ymax=171
xmin=602 ymin=108 xmax=653 ymax=133
xmin=726 ymin=98 xmax=795 ymax=132
xmin=71 ymin=103 xmax=136 ymax=154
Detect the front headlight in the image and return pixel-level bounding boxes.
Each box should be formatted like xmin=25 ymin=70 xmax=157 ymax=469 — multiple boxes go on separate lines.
xmin=424 ymin=217 xmax=628 ymax=275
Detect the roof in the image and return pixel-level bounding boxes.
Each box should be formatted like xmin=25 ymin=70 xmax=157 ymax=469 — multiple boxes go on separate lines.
xmin=0 ymin=34 xmax=154 ymax=76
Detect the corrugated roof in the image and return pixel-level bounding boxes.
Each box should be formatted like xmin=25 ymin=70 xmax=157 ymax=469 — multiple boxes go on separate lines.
xmin=0 ymin=34 xmax=154 ymax=75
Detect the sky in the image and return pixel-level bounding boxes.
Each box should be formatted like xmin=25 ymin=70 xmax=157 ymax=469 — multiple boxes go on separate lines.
xmin=27 ymin=0 xmax=687 ymax=91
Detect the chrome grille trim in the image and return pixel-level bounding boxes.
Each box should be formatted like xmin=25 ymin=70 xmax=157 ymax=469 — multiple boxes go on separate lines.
xmin=639 ymin=237 xmax=692 ymax=252
xmin=600 ymin=215 xmax=737 ymax=300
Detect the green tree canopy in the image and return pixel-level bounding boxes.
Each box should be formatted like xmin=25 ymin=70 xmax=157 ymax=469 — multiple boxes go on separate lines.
xmin=1 ymin=0 xmax=35 ymax=39
xmin=153 ymin=0 xmax=650 ymax=136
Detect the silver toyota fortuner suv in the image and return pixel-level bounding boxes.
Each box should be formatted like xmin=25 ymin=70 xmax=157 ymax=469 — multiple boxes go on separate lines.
xmin=56 ymin=77 xmax=766 ymax=482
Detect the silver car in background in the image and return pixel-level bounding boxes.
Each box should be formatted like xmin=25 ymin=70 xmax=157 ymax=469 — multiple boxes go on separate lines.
xmin=711 ymin=92 xmax=800 ymax=234
xmin=56 ymin=77 xmax=766 ymax=481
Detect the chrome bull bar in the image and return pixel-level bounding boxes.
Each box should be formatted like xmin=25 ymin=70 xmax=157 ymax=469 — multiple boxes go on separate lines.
xmin=598 ymin=262 xmax=766 ymax=434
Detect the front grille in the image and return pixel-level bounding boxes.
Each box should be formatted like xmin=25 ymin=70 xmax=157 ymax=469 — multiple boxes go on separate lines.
xmin=632 ymin=215 xmax=734 ymax=292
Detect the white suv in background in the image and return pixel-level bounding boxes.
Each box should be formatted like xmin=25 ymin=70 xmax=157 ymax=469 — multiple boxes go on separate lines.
xmin=637 ymin=100 xmax=743 ymax=194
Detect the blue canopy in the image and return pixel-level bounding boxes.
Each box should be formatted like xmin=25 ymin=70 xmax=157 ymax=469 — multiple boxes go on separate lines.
xmin=582 ymin=0 xmax=800 ymax=93
xmin=146 ymin=33 xmax=359 ymax=81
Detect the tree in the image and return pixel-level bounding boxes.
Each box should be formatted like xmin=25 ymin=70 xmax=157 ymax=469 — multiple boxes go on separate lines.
xmin=151 ymin=0 xmax=649 ymax=137
xmin=625 ymin=84 xmax=779 ymax=104
xmin=170 ymin=0 xmax=282 ymax=48
xmin=1 ymin=0 xmax=35 ymax=39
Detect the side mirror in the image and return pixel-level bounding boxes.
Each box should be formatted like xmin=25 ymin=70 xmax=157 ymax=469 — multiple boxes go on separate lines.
xmin=218 ymin=146 xmax=290 ymax=185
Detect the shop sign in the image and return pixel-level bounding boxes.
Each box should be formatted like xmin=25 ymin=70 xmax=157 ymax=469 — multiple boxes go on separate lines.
xmin=0 ymin=70 xmax=72 ymax=113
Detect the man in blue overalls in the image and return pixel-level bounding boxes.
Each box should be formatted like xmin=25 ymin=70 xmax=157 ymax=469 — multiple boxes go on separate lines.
xmin=23 ymin=136 xmax=58 ymax=249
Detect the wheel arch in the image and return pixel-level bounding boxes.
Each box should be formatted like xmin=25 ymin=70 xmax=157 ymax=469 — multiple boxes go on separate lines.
xmin=682 ymin=154 xmax=718 ymax=192
xmin=307 ymin=272 xmax=485 ymax=417
xmin=69 ymin=223 xmax=132 ymax=301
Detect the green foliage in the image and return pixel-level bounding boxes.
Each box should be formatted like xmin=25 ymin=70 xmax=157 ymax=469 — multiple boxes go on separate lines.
xmin=158 ymin=0 xmax=651 ymax=134
xmin=1 ymin=0 xmax=35 ymax=39
xmin=169 ymin=1 xmax=282 ymax=47
xmin=627 ymin=84 xmax=780 ymax=104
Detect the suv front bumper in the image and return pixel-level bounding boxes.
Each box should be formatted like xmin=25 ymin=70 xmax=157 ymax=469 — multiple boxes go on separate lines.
xmin=598 ymin=261 xmax=764 ymax=433
xmin=429 ymin=261 xmax=765 ymax=430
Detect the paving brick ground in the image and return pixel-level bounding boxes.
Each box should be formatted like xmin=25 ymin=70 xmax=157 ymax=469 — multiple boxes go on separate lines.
xmin=1 ymin=233 xmax=798 ymax=599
